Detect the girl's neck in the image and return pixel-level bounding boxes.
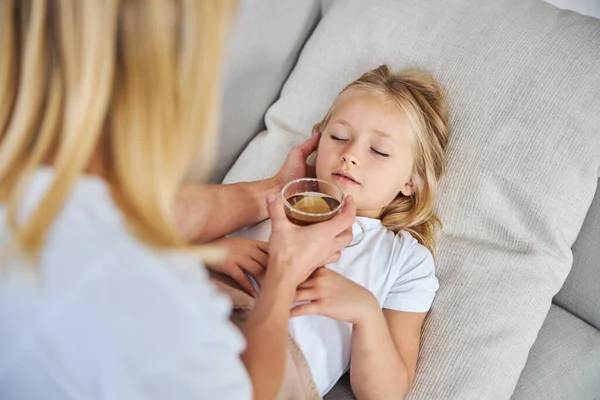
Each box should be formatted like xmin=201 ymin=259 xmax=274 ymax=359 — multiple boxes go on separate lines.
xmin=356 ymin=208 xmax=382 ymax=219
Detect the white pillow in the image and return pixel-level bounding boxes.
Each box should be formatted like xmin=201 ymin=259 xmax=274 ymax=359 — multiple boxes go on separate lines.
xmin=224 ymin=0 xmax=600 ymax=398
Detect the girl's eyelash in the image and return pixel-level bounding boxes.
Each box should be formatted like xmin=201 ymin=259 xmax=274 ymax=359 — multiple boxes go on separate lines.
xmin=330 ymin=134 xmax=389 ymax=157
xmin=371 ymin=148 xmax=389 ymax=157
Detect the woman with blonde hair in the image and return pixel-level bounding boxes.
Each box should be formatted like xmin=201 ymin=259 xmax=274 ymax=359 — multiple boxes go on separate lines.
xmin=212 ymin=64 xmax=450 ymax=398
xmin=0 ymin=1 xmax=355 ymax=399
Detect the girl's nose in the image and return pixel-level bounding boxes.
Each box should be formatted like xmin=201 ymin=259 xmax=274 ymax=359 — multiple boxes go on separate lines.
xmin=340 ymin=152 xmax=358 ymax=166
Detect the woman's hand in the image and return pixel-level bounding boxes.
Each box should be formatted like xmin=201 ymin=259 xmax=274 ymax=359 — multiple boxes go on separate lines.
xmin=274 ymin=131 xmax=320 ymax=188
xmin=291 ymin=267 xmax=380 ymax=325
xmin=204 ymin=237 xmax=268 ymax=297
xmin=264 ymin=192 xmax=354 ymax=288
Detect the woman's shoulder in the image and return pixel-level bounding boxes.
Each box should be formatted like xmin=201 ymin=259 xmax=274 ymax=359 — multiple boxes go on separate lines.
xmin=3 ymin=169 xmax=231 ymax=320
xmin=0 ymin=171 xmax=245 ymax=379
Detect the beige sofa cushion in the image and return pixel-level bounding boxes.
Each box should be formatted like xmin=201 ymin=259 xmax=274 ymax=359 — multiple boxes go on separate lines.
xmin=224 ymin=0 xmax=600 ymax=398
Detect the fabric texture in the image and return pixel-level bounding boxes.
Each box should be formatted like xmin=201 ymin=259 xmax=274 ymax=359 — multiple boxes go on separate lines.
xmin=231 ymin=217 xmax=438 ymax=395
xmin=185 ymin=0 xmax=321 ymax=183
xmin=0 ymin=170 xmax=251 ymax=400
xmin=511 ymin=304 xmax=600 ymax=400
xmin=554 ymin=179 xmax=600 ymax=330
xmin=223 ymin=0 xmax=600 ymax=398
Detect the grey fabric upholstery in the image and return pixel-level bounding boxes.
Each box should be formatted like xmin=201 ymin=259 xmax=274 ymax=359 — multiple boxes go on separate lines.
xmin=325 ymin=303 xmax=600 ymax=400
xmin=185 ymin=0 xmax=322 ymax=182
xmin=324 ymin=373 xmax=353 ymax=400
xmin=511 ymin=304 xmax=600 ymax=400
xmin=554 ymin=179 xmax=600 ymax=331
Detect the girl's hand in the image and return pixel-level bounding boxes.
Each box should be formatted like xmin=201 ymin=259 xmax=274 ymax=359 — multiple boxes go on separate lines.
xmin=204 ymin=237 xmax=268 ymax=297
xmin=291 ymin=267 xmax=380 ymax=325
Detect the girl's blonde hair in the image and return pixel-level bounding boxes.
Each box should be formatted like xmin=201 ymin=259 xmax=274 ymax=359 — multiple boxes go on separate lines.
xmin=0 ymin=0 xmax=236 ymax=257
xmin=314 ymin=65 xmax=449 ymax=255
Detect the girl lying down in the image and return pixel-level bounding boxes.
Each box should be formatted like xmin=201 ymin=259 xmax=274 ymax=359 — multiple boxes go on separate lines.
xmin=208 ymin=64 xmax=450 ymax=399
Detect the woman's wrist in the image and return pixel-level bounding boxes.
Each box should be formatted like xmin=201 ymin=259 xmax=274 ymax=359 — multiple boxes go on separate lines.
xmin=262 ymin=258 xmax=297 ymax=304
xmin=244 ymin=176 xmax=284 ymax=223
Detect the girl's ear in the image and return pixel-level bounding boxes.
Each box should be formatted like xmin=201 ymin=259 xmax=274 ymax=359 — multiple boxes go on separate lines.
xmin=400 ymin=178 xmax=415 ymax=196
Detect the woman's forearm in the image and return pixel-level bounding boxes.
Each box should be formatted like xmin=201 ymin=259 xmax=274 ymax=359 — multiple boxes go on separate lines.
xmin=174 ymin=177 xmax=282 ymax=243
xmin=350 ymin=310 xmax=410 ymax=400
xmin=241 ymin=265 xmax=296 ymax=400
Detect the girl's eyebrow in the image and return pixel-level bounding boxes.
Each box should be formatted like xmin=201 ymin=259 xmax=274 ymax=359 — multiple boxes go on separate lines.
xmin=330 ymin=119 xmax=353 ymax=129
xmin=373 ymin=129 xmax=392 ymax=139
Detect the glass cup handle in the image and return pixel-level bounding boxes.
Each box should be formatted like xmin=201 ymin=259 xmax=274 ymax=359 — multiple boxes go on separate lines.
xmin=347 ymin=219 xmax=366 ymax=247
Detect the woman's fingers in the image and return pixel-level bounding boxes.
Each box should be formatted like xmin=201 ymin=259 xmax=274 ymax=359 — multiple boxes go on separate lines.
xmin=297 ymin=130 xmax=321 ymax=158
xmin=322 ymin=251 xmax=341 ymax=265
xmin=333 ymin=229 xmax=353 ymax=250
xmin=266 ymin=194 xmax=289 ymax=230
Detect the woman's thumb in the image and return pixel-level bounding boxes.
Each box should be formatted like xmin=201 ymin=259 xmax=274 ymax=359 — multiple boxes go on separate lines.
xmin=266 ymin=194 xmax=286 ymax=222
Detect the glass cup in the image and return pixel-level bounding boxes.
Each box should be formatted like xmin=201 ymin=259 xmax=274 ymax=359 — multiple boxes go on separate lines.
xmin=281 ymin=178 xmax=365 ymax=247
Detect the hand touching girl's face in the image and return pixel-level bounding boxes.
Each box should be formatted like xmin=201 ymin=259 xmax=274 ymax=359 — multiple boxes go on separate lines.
xmin=315 ymin=89 xmax=415 ymax=218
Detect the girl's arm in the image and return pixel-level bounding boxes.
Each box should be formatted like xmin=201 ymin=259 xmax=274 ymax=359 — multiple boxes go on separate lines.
xmin=291 ymin=267 xmax=427 ymax=400
xmin=349 ymin=309 xmax=426 ymax=400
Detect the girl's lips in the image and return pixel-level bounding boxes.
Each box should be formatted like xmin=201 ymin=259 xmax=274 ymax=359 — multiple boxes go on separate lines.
xmin=332 ymin=172 xmax=359 ymax=185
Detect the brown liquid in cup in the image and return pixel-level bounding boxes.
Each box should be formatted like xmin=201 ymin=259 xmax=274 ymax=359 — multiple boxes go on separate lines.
xmin=285 ymin=193 xmax=341 ymax=226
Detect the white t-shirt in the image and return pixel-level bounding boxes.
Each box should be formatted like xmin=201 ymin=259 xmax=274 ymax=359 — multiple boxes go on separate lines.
xmin=231 ymin=217 xmax=438 ymax=396
xmin=0 ymin=169 xmax=251 ymax=400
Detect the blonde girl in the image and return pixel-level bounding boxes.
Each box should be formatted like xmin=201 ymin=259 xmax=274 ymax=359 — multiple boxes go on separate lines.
xmin=213 ymin=64 xmax=450 ymax=398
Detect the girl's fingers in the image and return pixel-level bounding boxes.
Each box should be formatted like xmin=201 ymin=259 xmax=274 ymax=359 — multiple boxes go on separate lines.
xmin=290 ymin=301 xmax=322 ymax=318
xmin=293 ymin=288 xmax=319 ymax=303
xmin=297 ymin=278 xmax=316 ymax=289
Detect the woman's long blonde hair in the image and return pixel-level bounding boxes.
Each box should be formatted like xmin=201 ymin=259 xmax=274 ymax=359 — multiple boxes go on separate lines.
xmin=314 ymin=65 xmax=449 ymax=255
xmin=0 ymin=0 xmax=236 ymax=257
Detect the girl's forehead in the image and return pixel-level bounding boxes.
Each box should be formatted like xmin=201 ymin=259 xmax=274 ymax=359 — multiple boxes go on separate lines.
xmin=328 ymin=89 xmax=411 ymax=136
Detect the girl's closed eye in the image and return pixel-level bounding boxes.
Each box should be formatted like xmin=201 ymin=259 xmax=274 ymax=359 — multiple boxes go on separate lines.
xmin=371 ymin=148 xmax=390 ymax=157
xmin=330 ymin=134 xmax=348 ymax=142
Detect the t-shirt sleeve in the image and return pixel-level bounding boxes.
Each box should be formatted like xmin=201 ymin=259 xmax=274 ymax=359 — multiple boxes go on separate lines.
xmin=58 ymin=251 xmax=253 ymax=400
xmin=133 ymin=255 xmax=253 ymax=400
xmin=383 ymin=234 xmax=439 ymax=312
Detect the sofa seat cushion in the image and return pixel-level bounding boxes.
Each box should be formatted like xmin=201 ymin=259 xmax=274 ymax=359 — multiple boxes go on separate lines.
xmin=511 ymin=304 xmax=600 ymax=400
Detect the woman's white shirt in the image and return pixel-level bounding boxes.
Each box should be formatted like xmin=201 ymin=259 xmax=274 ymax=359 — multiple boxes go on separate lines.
xmin=0 ymin=169 xmax=251 ymax=400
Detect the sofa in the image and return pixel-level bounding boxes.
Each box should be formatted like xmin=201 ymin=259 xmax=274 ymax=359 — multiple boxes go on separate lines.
xmin=190 ymin=0 xmax=600 ymax=398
